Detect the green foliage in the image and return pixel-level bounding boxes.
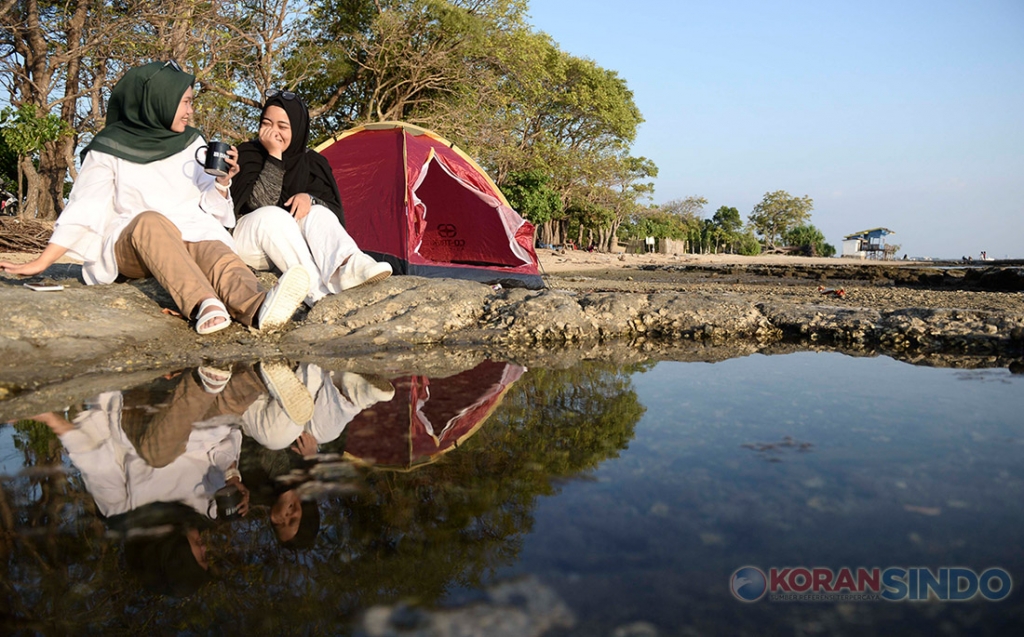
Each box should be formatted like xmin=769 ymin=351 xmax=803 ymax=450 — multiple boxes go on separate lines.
xmin=619 ymin=208 xmax=688 ymax=242
xmin=0 ymin=105 xmax=72 ymax=157
xmin=501 ymin=170 xmax=562 ymax=226
xmin=658 ymin=195 xmax=706 ymax=222
xmin=0 ymin=0 xmax=651 ymax=237
xmin=0 ymin=133 xmax=17 ymax=191
xmin=708 ymin=206 xmax=743 ymax=254
xmin=736 ymin=230 xmax=763 ymax=256
xmin=712 ymin=206 xmax=742 ymax=235
xmin=782 ymin=224 xmax=836 ymax=257
xmin=12 ymin=419 xmax=61 ymax=461
xmin=747 ymin=190 xmax=814 ymax=248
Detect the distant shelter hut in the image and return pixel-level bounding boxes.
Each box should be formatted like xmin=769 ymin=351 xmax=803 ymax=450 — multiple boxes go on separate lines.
xmin=842 ymin=227 xmax=896 ymax=260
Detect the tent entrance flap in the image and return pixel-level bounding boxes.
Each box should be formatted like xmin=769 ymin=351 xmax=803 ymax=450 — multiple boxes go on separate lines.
xmin=413 ymin=157 xmax=527 ymax=267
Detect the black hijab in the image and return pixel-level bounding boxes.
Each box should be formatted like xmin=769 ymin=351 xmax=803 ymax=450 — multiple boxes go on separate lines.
xmin=232 ymin=94 xmax=344 ymax=224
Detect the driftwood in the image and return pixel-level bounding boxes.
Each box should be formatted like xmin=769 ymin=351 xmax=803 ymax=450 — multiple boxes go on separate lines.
xmin=764 ymin=245 xmax=817 ymax=257
xmin=0 ymin=217 xmax=53 ymax=252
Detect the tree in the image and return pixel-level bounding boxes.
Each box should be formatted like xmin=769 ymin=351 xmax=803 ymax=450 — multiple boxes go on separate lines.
xmin=712 ymin=205 xmax=741 ymax=233
xmin=665 ymin=196 xmax=706 ymax=253
xmin=0 ymin=0 xmax=131 ymax=218
xmin=301 ymin=0 xmax=526 ymax=132
xmin=747 ymin=190 xmax=813 ymax=249
xmin=736 ymin=229 xmax=763 ymax=256
xmin=1 ymin=130 xmax=19 ymax=192
xmin=711 ymin=205 xmax=741 ymax=253
xmin=619 ymin=195 xmax=707 ymax=252
xmin=0 ymin=0 xmax=653 ymax=234
xmin=0 ymin=105 xmax=72 ymax=217
xmin=501 ymin=169 xmax=561 ymax=231
xmin=660 ymin=195 xmax=707 ymax=223
xmin=578 ymin=154 xmax=657 ymax=251
xmin=285 ymin=2 xmax=652 ymax=249
xmin=619 ymin=206 xmax=686 ymax=244
xmin=782 ymin=224 xmax=835 ymax=257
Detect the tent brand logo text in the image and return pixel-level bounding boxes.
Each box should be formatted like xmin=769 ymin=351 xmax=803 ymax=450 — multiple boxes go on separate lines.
xmin=434 ymin=223 xmax=465 ymax=249
xmin=731 ymin=566 xmax=1012 ymax=602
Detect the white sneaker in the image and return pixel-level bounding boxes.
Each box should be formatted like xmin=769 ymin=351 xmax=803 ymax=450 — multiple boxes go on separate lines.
xmin=259 ymin=361 xmax=315 ymax=424
xmin=339 ymin=253 xmax=392 ymax=290
xmin=337 ymin=372 xmax=396 ymax=410
xmin=257 ymin=266 xmax=310 ymax=331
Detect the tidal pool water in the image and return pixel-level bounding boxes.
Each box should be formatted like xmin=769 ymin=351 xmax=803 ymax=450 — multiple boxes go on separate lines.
xmin=1 ymin=352 xmax=1022 ymax=635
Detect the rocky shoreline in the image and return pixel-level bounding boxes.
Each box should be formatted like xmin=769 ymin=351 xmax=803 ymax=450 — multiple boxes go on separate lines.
xmin=2 ymin=258 xmax=1022 ymax=420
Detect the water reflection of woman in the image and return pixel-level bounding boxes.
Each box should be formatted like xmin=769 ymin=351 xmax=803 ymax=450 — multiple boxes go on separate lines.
xmin=240 ymin=363 xmax=395 ymax=452
xmin=32 ymin=365 xmax=267 ymax=521
xmin=238 ymin=363 xmax=394 ymax=547
xmin=238 ymin=437 xmax=321 ymax=549
xmin=116 ymin=502 xmax=214 ymax=596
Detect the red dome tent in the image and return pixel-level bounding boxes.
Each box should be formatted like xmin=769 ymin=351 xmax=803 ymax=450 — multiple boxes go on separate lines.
xmin=342 ymin=360 xmax=526 ymax=471
xmin=316 ymin=122 xmax=544 ymax=289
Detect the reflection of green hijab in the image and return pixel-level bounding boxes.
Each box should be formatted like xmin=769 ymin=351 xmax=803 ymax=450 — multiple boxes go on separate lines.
xmin=81 ymin=61 xmax=201 ymax=163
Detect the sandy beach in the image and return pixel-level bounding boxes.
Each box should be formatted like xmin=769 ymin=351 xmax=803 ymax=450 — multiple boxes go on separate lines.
xmin=537 ymin=248 xmax=857 ymax=273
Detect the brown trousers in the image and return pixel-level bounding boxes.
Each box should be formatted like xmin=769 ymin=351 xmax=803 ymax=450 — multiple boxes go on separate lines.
xmin=121 ymin=366 xmax=266 ymax=468
xmin=114 ymin=211 xmax=265 ymax=325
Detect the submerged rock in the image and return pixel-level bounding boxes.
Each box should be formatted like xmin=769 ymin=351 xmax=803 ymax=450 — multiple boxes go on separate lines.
xmin=360 ymin=576 xmax=574 ymax=637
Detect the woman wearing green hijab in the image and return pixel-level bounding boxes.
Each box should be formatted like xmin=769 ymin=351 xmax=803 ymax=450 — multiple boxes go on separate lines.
xmin=0 ymin=61 xmax=309 ymax=334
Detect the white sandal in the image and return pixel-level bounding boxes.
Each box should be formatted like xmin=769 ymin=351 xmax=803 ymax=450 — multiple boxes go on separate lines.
xmin=195 ymin=298 xmax=232 ymax=335
xmin=197 ymin=365 xmax=232 ymax=393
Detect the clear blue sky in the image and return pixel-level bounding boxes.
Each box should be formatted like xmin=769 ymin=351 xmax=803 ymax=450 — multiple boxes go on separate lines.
xmin=527 ymin=0 xmax=1024 ymax=259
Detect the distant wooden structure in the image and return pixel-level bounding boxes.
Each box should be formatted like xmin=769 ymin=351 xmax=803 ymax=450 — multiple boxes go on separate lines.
xmin=842 ymin=227 xmax=896 ymax=260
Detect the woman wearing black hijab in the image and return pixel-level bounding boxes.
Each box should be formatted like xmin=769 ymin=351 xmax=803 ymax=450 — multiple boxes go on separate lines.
xmin=0 ymin=62 xmax=309 ymax=334
xmin=230 ymin=91 xmax=391 ymax=306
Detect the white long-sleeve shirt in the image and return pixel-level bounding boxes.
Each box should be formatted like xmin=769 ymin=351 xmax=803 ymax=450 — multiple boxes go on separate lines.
xmin=50 ymin=138 xmax=236 ymax=285
xmin=59 ymin=391 xmax=242 ymax=519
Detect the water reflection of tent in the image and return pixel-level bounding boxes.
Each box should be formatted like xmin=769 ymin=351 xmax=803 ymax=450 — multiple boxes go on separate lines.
xmin=343 ymin=361 xmax=525 ymax=470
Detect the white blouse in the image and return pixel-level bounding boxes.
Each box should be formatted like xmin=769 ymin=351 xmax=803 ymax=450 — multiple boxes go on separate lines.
xmin=50 ymin=137 xmax=236 ymax=285
xmin=60 ymin=391 xmax=242 ymax=520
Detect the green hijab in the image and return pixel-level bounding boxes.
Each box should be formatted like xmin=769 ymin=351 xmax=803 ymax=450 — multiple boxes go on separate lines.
xmin=81 ymin=61 xmax=201 ymax=163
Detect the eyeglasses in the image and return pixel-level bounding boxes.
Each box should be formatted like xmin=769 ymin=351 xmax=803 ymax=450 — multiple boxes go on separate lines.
xmin=265 ymin=88 xmax=299 ymax=101
xmin=142 ymin=60 xmax=183 ymax=85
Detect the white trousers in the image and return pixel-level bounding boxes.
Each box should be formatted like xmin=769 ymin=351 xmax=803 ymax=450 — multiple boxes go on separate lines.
xmin=232 ymin=205 xmax=360 ymax=304
xmin=239 ymin=363 xmax=373 ymax=450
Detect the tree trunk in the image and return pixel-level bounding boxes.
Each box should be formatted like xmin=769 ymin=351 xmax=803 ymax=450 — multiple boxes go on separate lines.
xmin=536 ymin=221 xmax=550 ymax=246
xmin=19 ymin=157 xmax=40 ymax=220
xmin=16 ymin=158 xmax=24 ymax=211
xmin=603 ymin=220 xmax=621 ymax=252
xmin=35 ymin=144 xmax=65 ymax=220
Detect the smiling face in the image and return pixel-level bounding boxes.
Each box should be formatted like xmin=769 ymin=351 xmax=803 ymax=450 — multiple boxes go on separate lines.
xmin=259 ymin=104 xmax=293 ymax=151
xmin=170 ymin=86 xmax=194 ymax=133
xmin=270 ymin=489 xmax=302 ymax=543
